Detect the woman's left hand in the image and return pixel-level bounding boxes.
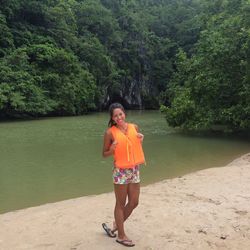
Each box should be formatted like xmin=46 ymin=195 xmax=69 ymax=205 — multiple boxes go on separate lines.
xmin=137 ymin=133 xmax=144 ymax=142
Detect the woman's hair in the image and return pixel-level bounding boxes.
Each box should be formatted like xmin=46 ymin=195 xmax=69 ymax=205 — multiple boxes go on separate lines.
xmin=108 ymin=103 xmax=126 ymax=127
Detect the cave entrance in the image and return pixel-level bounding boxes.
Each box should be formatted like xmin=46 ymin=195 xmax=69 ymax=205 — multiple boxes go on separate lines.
xmin=106 ymin=94 xmax=129 ymax=109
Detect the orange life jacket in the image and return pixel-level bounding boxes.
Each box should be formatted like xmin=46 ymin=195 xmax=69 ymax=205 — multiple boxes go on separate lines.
xmin=110 ymin=123 xmax=145 ymax=168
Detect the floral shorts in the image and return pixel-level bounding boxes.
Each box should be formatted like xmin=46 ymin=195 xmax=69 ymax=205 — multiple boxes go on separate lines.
xmin=113 ymin=165 xmax=140 ymax=184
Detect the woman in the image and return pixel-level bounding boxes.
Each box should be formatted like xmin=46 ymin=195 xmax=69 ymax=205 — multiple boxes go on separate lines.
xmin=102 ymin=103 xmax=145 ymax=247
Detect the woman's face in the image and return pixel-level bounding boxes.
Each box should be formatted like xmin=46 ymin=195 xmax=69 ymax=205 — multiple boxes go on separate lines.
xmin=112 ymin=108 xmax=126 ymax=126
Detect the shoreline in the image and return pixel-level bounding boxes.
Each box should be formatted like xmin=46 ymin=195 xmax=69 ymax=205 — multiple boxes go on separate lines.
xmin=1 ymin=153 xmax=250 ymax=249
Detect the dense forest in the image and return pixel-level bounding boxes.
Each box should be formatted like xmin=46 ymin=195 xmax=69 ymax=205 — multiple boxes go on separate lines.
xmin=0 ymin=0 xmax=249 ymax=132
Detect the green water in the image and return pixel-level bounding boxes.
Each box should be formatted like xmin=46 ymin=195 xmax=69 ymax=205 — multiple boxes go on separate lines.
xmin=0 ymin=111 xmax=250 ymax=214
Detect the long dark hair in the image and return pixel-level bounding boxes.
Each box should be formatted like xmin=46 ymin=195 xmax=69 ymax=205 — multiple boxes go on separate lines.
xmin=108 ymin=103 xmax=126 ymax=127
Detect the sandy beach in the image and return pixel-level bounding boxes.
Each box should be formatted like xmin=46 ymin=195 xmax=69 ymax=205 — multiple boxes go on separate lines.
xmin=0 ymin=153 xmax=250 ymax=250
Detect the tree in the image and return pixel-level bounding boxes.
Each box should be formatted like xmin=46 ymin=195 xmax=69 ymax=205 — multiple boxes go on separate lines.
xmin=162 ymin=0 xmax=250 ymax=131
xmin=0 ymin=12 xmax=14 ymax=57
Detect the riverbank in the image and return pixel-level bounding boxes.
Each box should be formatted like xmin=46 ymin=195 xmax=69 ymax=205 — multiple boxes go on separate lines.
xmin=1 ymin=153 xmax=250 ymax=250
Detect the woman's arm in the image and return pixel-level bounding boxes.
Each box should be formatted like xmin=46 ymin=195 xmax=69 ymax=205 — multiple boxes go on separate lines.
xmin=102 ymin=129 xmax=117 ymax=157
xmin=134 ymin=124 xmax=144 ymax=143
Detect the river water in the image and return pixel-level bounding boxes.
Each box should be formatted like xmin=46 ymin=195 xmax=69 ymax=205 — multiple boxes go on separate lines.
xmin=0 ymin=111 xmax=249 ymax=213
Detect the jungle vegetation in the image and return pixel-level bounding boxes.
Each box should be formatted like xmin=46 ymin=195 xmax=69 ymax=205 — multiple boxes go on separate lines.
xmin=0 ymin=0 xmax=249 ymax=132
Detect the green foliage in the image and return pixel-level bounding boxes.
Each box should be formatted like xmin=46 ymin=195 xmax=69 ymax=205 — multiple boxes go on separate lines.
xmin=0 ymin=0 xmax=249 ymax=133
xmin=0 ymin=44 xmax=96 ymax=117
xmin=0 ymin=12 xmax=14 ymax=57
xmin=74 ymin=0 xmax=121 ymax=48
xmin=163 ymin=0 xmax=250 ymax=132
xmin=0 ymin=63 xmax=55 ymax=116
xmin=0 ymin=0 xmax=204 ymax=118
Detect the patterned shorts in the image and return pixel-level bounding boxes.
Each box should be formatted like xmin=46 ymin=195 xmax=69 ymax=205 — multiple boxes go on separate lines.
xmin=113 ymin=165 xmax=140 ymax=185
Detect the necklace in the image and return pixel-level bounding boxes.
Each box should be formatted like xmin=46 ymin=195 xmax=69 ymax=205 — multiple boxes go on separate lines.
xmin=117 ymin=123 xmax=128 ymax=135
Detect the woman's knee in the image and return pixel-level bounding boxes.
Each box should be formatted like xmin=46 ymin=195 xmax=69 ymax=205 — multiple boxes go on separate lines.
xmin=115 ymin=201 xmax=126 ymax=209
xmin=128 ymin=200 xmax=139 ymax=209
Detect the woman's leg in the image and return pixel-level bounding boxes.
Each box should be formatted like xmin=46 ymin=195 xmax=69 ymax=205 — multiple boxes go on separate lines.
xmin=114 ymin=184 xmax=128 ymax=239
xmin=124 ymin=183 xmax=140 ymax=220
xmin=112 ymin=183 xmax=140 ymax=233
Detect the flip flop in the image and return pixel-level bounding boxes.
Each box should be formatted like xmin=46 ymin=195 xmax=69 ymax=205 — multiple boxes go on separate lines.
xmin=116 ymin=239 xmax=135 ymax=247
xmin=102 ymin=223 xmax=116 ymax=238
